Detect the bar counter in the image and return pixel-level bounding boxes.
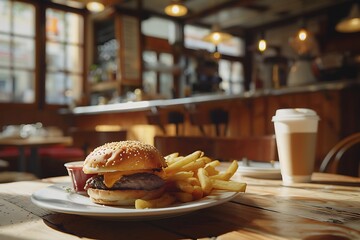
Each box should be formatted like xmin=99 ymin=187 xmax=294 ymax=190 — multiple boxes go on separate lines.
xmin=62 ymin=79 xmax=359 ymax=170
xmin=65 ymin=80 xmax=359 ymax=115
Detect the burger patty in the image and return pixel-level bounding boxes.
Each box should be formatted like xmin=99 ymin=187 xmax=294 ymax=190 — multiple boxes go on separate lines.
xmin=84 ymin=172 xmax=165 ymax=191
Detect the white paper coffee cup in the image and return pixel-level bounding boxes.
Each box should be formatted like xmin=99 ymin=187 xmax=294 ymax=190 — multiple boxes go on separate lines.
xmin=272 ymin=108 xmax=320 ymax=185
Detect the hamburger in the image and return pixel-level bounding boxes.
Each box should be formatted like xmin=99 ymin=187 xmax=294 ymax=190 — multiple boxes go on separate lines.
xmin=83 ymin=140 xmax=167 ymax=206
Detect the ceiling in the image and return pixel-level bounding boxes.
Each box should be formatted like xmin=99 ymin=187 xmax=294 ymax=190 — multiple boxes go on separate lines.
xmin=62 ymin=0 xmax=354 ymax=35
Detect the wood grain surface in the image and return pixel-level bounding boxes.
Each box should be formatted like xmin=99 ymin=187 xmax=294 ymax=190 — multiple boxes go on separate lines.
xmin=0 ymin=173 xmax=359 ymax=240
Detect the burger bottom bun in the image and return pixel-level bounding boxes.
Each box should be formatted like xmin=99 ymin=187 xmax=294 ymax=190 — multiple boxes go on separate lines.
xmin=87 ymin=186 xmax=165 ymax=206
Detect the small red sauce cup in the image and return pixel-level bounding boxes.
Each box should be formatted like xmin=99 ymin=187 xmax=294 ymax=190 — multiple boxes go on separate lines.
xmin=64 ymin=161 xmax=95 ymax=195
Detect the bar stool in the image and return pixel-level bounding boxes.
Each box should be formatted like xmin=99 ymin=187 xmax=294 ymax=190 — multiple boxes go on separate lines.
xmin=209 ymin=108 xmax=229 ymax=137
xmin=168 ymin=111 xmax=185 ymax=136
xmin=146 ymin=107 xmax=167 ymax=135
xmin=146 ymin=107 xmax=185 ymax=136
xmin=188 ymin=105 xmax=229 ymax=137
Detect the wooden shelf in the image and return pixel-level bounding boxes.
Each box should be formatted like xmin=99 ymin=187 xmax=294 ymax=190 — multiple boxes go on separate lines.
xmin=90 ymin=81 xmax=119 ymax=92
xmin=144 ymin=63 xmax=180 ymax=74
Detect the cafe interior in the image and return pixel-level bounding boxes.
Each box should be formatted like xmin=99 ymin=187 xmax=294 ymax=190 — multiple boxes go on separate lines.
xmin=0 ymin=0 xmax=359 ymax=180
xmin=0 ymin=1 xmax=360 ymax=239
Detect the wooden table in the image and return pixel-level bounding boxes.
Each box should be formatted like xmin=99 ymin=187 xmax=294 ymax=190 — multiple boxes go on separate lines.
xmin=0 ymin=172 xmax=359 ymax=240
xmin=0 ymin=136 xmax=73 ymax=176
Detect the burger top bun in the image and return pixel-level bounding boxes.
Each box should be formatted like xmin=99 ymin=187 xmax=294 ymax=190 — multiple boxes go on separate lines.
xmin=83 ymin=141 xmax=166 ymax=174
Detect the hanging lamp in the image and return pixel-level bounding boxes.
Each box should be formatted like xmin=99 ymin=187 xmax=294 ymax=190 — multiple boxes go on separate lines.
xmin=164 ymin=0 xmax=188 ymax=17
xmin=258 ymin=32 xmax=267 ymax=52
xmin=336 ymin=3 xmax=360 ymax=33
xmin=86 ymin=1 xmax=105 ymax=13
xmin=202 ymin=24 xmax=232 ymax=45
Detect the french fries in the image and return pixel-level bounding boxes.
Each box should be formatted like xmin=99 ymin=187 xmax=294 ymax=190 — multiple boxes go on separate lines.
xmin=135 ymin=193 xmax=176 ymax=209
xmin=197 ymin=168 xmax=213 ymax=195
xmin=211 ymin=179 xmax=247 ymax=192
xmin=164 ymin=150 xmax=202 ymax=174
xmin=135 ymin=151 xmax=247 ymax=209
xmin=166 ymin=171 xmax=194 ymax=181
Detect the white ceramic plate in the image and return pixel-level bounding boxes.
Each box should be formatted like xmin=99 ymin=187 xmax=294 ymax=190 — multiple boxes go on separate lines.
xmin=237 ymin=160 xmax=282 ymax=179
xmin=31 ymin=183 xmax=240 ymax=220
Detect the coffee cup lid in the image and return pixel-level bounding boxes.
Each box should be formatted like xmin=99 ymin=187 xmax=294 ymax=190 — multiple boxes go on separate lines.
xmin=272 ymin=108 xmax=320 ymax=122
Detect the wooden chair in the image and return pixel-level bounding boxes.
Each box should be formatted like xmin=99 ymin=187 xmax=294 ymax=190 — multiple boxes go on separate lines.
xmin=319 ymin=132 xmax=360 ymax=177
xmin=154 ymin=135 xmax=277 ymax=162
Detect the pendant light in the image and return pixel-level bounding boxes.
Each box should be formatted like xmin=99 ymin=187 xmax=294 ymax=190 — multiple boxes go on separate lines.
xmin=258 ymin=32 xmax=267 ymax=52
xmin=297 ymin=27 xmax=308 ymax=41
xmin=295 ymin=1 xmax=309 ymax=44
xmin=336 ymin=3 xmax=360 ymax=33
xmin=202 ymin=24 xmax=232 ymax=45
xmin=290 ymin=20 xmax=316 ymax=56
xmin=164 ymin=0 xmax=188 ymax=17
xmin=296 ymin=15 xmax=309 ymax=42
xmin=213 ymin=45 xmax=221 ymax=59
xmin=86 ymin=1 xmax=105 ymax=13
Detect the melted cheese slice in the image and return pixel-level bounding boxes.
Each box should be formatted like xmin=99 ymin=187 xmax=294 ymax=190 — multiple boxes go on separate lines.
xmin=103 ymin=169 xmax=156 ymax=188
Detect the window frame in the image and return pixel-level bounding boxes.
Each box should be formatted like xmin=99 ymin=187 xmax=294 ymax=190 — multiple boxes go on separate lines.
xmin=0 ymin=0 xmax=37 ymax=106
xmin=0 ymin=0 xmax=87 ymax=111
xmin=44 ymin=6 xmax=86 ymax=106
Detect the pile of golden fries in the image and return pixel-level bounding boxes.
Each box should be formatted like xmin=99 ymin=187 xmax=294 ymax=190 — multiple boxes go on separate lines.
xmin=135 ymin=151 xmax=247 ymax=209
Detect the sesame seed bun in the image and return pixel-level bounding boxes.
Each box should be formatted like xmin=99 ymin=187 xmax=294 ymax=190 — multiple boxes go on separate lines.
xmin=83 ymin=141 xmax=167 ymax=174
xmin=82 ymin=141 xmax=167 ymax=206
xmin=87 ymin=186 xmax=165 ymax=206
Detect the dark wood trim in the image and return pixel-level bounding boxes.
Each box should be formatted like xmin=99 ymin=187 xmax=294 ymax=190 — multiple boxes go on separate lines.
xmin=243 ymin=30 xmax=254 ymax=91
xmin=35 ymin=1 xmax=45 ymax=110
xmin=82 ymin=12 xmax=90 ymax=105
xmin=43 ymin=0 xmax=87 ymax=14
xmin=137 ymin=0 xmax=144 ymax=91
xmin=248 ymin=1 xmax=353 ymax=33
xmin=185 ymin=0 xmax=255 ymax=24
xmin=143 ymin=36 xmax=173 ymax=53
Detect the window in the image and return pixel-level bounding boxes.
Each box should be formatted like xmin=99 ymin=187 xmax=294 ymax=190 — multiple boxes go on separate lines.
xmin=159 ymin=53 xmax=174 ymax=99
xmin=184 ymin=25 xmax=214 ymax=52
xmin=141 ymin=17 xmax=175 ymax=99
xmin=0 ymin=1 xmax=85 ymax=106
xmin=141 ymin=16 xmax=175 ymax=40
xmin=219 ymin=60 xmax=244 ymax=94
xmin=142 ymin=50 xmax=157 ymax=95
xmin=142 ymin=51 xmax=174 ymax=99
xmin=45 ymin=8 xmax=84 ymax=105
xmin=0 ymin=0 xmax=35 ymax=103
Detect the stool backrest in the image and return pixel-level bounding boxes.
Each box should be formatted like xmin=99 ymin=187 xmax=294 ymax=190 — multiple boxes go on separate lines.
xmin=320 ymin=132 xmax=360 ymax=177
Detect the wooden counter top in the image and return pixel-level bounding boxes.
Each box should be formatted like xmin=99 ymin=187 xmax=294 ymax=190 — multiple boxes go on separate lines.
xmin=65 ymin=80 xmax=359 ymax=115
xmin=1 ymin=172 xmax=359 ymax=239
